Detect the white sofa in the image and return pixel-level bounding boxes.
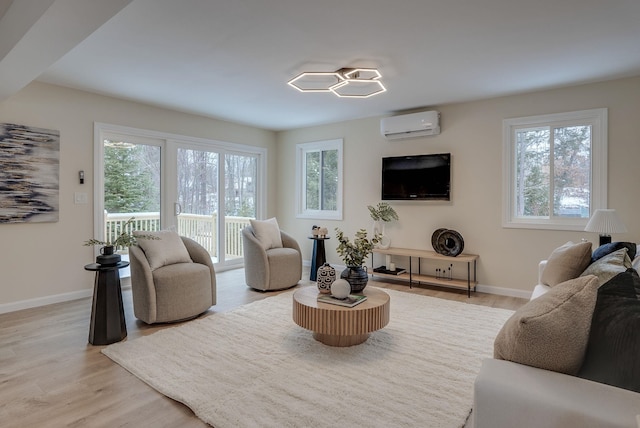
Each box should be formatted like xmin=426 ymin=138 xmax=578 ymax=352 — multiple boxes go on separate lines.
xmin=473 ymin=260 xmax=640 ymax=428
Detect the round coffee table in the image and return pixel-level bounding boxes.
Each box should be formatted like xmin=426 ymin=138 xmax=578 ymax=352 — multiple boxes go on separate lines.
xmin=292 ymin=286 xmax=390 ymax=347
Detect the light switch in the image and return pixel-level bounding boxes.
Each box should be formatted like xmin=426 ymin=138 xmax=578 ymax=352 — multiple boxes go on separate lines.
xmin=74 ymin=192 xmax=88 ymax=204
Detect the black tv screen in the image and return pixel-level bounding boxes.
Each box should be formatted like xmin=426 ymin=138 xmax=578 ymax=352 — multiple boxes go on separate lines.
xmin=382 ymin=153 xmax=450 ymax=200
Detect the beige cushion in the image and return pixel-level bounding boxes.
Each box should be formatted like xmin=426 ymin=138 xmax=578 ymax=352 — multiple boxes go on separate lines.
xmin=580 ymin=248 xmax=632 ymax=286
xmin=540 ymin=241 xmax=592 ymax=287
xmin=249 ymin=218 xmax=283 ymax=250
xmin=494 ymin=275 xmax=599 ymax=375
xmin=134 ymin=230 xmax=192 ymax=271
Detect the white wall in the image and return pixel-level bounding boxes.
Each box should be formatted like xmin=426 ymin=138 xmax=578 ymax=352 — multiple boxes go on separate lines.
xmin=1 ymin=76 xmax=638 ymax=310
xmin=276 ymin=76 xmax=640 ymax=296
xmin=0 ymin=82 xmax=276 ymax=311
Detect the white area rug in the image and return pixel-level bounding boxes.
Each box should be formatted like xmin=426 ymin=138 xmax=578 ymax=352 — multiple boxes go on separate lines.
xmin=102 ymin=287 xmax=513 ymax=428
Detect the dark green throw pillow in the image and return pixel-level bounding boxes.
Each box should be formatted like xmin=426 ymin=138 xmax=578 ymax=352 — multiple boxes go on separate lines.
xmin=591 ymin=242 xmax=636 ymax=263
xmin=577 ymin=268 xmax=640 ymax=392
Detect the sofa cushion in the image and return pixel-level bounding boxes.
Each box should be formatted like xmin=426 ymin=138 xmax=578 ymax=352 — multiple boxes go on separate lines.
xmin=494 ymin=275 xmax=599 ymax=375
xmin=540 ymin=241 xmax=592 ymax=287
xmin=250 ymin=217 xmax=283 ymax=250
xmin=580 ymin=248 xmax=631 ymax=286
xmin=591 ymin=241 xmax=636 ymax=263
xmin=577 ymin=269 xmax=640 ymax=393
xmin=134 ymin=230 xmax=192 ymax=271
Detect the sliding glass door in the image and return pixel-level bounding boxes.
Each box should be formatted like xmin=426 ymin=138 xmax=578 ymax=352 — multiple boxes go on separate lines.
xmin=96 ymin=123 xmax=265 ymax=270
xmin=174 ymin=147 xmax=258 ymax=265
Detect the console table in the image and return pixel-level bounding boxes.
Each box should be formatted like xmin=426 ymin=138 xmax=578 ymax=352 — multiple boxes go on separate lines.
xmin=371 ymin=248 xmax=478 ymax=297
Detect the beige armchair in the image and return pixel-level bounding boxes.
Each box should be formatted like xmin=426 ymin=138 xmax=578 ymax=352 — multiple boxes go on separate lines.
xmin=129 ymin=234 xmax=216 ymax=324
xmin=242 ymin=226 xmax=302 ymax=291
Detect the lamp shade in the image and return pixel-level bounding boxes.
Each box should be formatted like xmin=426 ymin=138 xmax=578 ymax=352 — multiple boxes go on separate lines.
xmin=584 ymin=209 xmax=627 ymax=234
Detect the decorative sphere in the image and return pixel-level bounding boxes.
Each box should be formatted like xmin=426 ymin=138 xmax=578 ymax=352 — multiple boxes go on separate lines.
xmin=331 ymin=279 xmax=351 ymax=299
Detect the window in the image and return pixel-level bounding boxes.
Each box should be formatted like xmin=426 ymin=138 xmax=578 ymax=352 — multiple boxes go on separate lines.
xmin=296 ymin=139 xmax=343 ymax=220
xmin=502 ymin=108 xmax=607 ymax=230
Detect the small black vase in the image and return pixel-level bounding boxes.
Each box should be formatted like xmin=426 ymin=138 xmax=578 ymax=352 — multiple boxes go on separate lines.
xmin=340 ymin=266 xmax=369 ymax=293
xmin=96 ymin=245 xmax=121 ymax=266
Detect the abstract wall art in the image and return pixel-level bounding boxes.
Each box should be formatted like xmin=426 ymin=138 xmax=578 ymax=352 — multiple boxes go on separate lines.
xmin=0 ymin=123 xmax=60 ymax=223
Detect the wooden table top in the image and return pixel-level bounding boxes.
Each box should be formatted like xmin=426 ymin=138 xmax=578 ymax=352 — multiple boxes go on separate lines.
xmin=292 ymin=286 xmax=390 ymax=340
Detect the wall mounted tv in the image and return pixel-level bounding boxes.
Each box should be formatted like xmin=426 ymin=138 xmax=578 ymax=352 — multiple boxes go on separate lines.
xmin=381 ymin=153 xmax=450 ymax=201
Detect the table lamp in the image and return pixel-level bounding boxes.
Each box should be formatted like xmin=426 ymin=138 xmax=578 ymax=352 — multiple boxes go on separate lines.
xmin=584 ymin=209 xmax=627 ymax=246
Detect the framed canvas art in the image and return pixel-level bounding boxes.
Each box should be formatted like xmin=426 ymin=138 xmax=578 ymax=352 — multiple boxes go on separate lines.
xmin=0 ymin=123 xmax=60 ymax=223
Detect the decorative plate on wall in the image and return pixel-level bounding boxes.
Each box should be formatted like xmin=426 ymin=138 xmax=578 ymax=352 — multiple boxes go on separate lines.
xmin=434 ymin=229 xmax=464 ymax=257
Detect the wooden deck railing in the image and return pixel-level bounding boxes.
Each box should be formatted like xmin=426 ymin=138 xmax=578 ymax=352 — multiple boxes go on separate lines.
xmin=104 ymin=211 xmax=251 ymax=258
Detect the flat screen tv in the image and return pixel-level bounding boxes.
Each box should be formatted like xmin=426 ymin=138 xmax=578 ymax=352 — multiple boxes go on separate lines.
xmin=381 ymin=153 xmax=450 ymax=200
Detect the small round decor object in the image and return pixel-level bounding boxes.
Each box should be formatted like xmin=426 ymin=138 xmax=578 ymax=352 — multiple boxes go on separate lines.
xmin=431 ymin=228 xmax=448 ymax=252
xmin=316 ymin=263 xmax=336 ymax=294
xmin=331 ymin=279 xmax=351 ymax=299
xmin=435 ymin=229 xmax=464 ymax=257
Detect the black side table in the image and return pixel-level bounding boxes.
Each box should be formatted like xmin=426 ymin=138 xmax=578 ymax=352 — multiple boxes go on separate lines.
xmin=84 ymin=261 xmax=129 ymax=345
xmin=308 ymin=237 xmax=330 ymax=281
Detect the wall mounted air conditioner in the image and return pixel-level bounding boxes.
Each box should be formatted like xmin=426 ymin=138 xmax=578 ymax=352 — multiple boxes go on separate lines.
xmin=380 ymin=111 xmax=441 ymax=140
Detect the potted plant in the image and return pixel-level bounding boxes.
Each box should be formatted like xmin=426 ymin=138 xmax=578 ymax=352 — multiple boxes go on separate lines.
xmin=367 ymin=202 xmax=398 ymax=249
xmin=84 ymin=217 xmax=158 ymax=265
xmin=335 ymin=228 xmax=380 ymax=293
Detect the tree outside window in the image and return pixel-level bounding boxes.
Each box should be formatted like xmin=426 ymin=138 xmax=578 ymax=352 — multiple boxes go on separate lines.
xmin=296 ymin=139 xmax=343 ymax=220
xmin=503 ymin=109 xmax=607 ymax=230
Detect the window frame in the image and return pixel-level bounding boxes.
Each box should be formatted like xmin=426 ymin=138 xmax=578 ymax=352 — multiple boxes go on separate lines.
xmin=295 ymin=138 xmax=343 ymax=220
xmin=502 ymin=108 xmax=608 ymax=230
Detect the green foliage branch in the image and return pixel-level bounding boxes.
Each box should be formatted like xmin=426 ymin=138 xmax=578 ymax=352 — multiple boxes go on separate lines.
xmin=367 ymin=202 xmax=399 ymax=222
xmin=335 ymin=228 xmax=380 ymax=267
xmin=83 ymin=217 xmax=159 ymax=248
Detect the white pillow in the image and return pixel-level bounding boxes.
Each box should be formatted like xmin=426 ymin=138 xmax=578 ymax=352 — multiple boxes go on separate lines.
xmin=250 ymin=218 xmax=283 ymax=250
xmin=134 ymin=230 xmax=192 ymax=270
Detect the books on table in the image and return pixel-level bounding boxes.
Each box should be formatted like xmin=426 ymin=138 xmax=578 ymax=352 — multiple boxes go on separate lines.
xmin=317 ymin=293 xmax=368 ymax=308
xmin=373 ymin=266 xmax=406 ymax=275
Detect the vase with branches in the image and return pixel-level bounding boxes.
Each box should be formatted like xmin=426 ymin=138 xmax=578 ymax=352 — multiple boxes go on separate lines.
xmin=367 ymin=202 xmax=398 ymax=249
xmin=335 ymin=228 xmax=380 ymax=293
xmin=84 ymin=217 xmax=158 ymax=264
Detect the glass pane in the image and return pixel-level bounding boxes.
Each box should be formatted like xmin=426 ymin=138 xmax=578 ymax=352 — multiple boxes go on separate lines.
xmin=305 ymin=151 xmax=320 ymax=210
xmin=515 ymin=128 xmax=550 ymax=217
xmin=177 ymin=148 xmax=218 ymax=260
xmin=103 ymin=139 xmax=161 ymax=253
xmin=321 ymin=149 xmax=338 ymax=210
xmin=553 ymin=126 xmax=591 ymax=218
xmin=225 ymin=153 xmax=257 ymax=260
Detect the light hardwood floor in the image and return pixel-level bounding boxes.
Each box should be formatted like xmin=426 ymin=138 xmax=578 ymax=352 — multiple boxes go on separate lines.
xmin=0 ymin=268 xmax=527 ymax=427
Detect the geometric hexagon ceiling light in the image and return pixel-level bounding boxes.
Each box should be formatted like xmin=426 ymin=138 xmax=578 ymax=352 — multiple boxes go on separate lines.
xmin=287 ymin=67 xmax=386 ymax=98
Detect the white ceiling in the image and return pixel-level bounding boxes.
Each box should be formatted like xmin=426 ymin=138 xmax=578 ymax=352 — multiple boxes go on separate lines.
xmin=2 ymin=0 xmax=640 ymax=131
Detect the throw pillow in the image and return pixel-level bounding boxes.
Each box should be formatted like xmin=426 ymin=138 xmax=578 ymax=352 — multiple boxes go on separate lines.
xmin=580 ymin=248 xmax=631 ymax=286
xmin=591 ymin=241 xmax=637 ymax=263
xmin=134 ymin=230 xmax=192 ymax=271
xmin=578 ymin=269 xmax=640 ymax=393
xmin=250 ymin=217 xmax=283 ymax=250
xmin=540 ymin=241 xmax=592 ymax=287
xmin=493 ymin=275 xmax=599 ymax=375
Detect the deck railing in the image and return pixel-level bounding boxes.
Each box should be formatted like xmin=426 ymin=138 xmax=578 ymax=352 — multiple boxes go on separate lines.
xmin=104 ymin=211 xmax=251 ymax=258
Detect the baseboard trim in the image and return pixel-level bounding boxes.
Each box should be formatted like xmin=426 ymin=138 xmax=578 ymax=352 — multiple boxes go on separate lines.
xmin=475 ymin=284 xmax=531 ymax=299
xmin=0 ymin=289 xmax=93 ymax=315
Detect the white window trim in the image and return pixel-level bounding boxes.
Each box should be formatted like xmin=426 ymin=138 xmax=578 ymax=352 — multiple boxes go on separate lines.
xmin=502 ymin=108 xmax=608 ymax=231
xmin=94 ymin=122 xmax=267 ymax=240
xmin=295 ymin=138 xmax=343 ymax=220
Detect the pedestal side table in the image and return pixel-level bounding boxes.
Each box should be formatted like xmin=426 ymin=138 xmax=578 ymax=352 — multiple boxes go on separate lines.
xmin=84 ymin=261 xmax=129 ymax=345
xmin=308 ymin=236 xmax=330 ymax=281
